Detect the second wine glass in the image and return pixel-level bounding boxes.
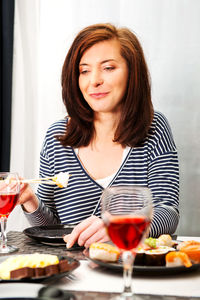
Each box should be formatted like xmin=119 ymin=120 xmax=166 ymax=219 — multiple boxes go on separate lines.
xmin=0 ymin=172 xmax=20 ymax=253
xmin=101 ymin=185 xmax=153 ymax=300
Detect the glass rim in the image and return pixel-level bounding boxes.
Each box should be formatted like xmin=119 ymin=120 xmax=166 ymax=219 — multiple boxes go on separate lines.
xmin=0 ymin=172 xmax=19 ymax=177
xmin=101 ymin=185 xmax=152 ymax=197
xmin=100 ymin=185 xmax=153 ymax=214
xmin=0 ymin=172 xmax=20 ymax=194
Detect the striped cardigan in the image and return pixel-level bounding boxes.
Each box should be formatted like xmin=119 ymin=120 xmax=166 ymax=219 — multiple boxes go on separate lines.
xmin=25 ymin=111 xmax=179 ymax=237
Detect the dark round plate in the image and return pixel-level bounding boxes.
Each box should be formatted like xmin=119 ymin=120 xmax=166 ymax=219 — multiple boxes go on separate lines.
xmin=23 ymin=224 xmax=83 ymax=249
xmin=0 ymin=255 xmax=80 ymax=283
xmin=84 ymin=249 xmax=200 ymax=275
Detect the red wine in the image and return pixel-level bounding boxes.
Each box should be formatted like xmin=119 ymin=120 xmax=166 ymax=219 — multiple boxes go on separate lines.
xmin=107 ymin=215 xmax=150 ymax=250
xmin=0 ymin=193 xmax=19 ymax=217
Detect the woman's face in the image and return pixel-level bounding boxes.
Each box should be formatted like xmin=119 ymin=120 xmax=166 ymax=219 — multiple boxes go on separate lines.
xmin=78 ymin=39 xmax=128 ymax=115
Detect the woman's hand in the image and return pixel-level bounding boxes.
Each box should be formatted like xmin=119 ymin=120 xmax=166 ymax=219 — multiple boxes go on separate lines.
xmin=17 ymin=181 xmax=39 ymax=213
xmin=63 ymin=215 xmax=110 ymax=249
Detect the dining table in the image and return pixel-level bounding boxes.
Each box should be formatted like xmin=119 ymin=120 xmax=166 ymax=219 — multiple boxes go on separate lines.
xmin=0 ymin=231 xmax=200 ymax=300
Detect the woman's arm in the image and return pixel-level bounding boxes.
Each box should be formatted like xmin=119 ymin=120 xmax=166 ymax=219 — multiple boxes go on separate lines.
xmin=148 ymin=153 xmax=179 ymax=237
xmin=20 ymin=130 xmax=60 ymax=226
xmin=19 ymin=182 xmax=59 ymax=226
xmin=147 ymin=112 xmax=179 ymax=237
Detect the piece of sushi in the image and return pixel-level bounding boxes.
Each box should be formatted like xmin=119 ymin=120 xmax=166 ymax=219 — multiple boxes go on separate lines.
xmin=145 ymin=234 xmax=174 ymax=249
xmin=145 ymin=246 xmax=175 ymax=266
xmin=89 ymin=243 xmax=120 ymax=262
xmin=156 ymin=234 xmax=174 ymax=247
xmin=165 ymin=251 xmax=192 ymax=268
xmin=52 ymin=172 xmax=70 ymax=188
xmin=134 ymin=246 xmax=145 ymax=265
xmin=177 ymin=240 xmax=200 ymax=251
xmin=178 ymin=245 xmax=200 ymax=264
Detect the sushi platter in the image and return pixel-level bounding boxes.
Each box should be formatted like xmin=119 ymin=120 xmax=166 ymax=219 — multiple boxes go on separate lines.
xmin=85 ymin=235 xmax=200 ymax=275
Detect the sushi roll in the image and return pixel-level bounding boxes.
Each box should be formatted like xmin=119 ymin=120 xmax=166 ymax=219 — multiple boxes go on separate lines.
xmin=165 ymin=251 xmax=192 ymax=268
xmin=145 ymin=246 xmax=175 ymax=266
xmin=134 ymin=246 xmax=145 ymax=265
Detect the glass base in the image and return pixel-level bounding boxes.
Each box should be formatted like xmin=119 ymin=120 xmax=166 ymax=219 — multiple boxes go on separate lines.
xmin=0 ymin=245 xmax=18 ymax=254
xmin=110 ymin=293 xmax=135 ymax=300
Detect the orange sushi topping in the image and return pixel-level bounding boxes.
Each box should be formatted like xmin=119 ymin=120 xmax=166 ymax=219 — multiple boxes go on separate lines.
xmin=178 ymin=240 xmax=200 ymax=250
xmin=180 ymin=245 xmax=200 ymax=263
xmin=90 ymin=243 xmax=120 ymax=255
xmin=165 ymin=251 xmax=192 ymax=268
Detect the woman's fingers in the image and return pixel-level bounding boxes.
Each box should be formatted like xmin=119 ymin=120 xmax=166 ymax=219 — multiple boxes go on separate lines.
xmin=81 ymin=226 xmax=109 ymax=248
xmin=63 ymin=234 xmax=70 ymax=244
xmin=78 ymin=218 xmax=106 ymax=248
xmin=64 ymin=216 xmax=96 ymax=248
xmin=17 ymin=183 xmax=37 ymax=206
xmin=64 ymin=215 xmax=108 ymax=248
xmin=17 ymin=183 xmax=29 ymax=205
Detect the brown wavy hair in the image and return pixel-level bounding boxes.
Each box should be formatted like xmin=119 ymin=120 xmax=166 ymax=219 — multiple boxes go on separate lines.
xmin=58 ymin=23 xmax=153 ymax=147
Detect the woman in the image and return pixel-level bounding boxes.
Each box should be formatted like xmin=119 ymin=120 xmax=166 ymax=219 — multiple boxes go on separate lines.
xmin=19 ymin=23 xmax=179 ymax=248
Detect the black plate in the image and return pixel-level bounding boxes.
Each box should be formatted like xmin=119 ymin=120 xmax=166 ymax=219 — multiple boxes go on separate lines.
xmin=84 ymin=250 xmax=200 ymax=275
xmin=0 ymin=255 xmax=80 ymax=283
xmin=23 ymin=224 xmax=83 ymax=249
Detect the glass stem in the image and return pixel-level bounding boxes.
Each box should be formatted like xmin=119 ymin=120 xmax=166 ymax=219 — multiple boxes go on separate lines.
xmin=0 ymin=216 xmax=8 ymax=251
xmin=122 ymin=251 xmax=134 ymax=297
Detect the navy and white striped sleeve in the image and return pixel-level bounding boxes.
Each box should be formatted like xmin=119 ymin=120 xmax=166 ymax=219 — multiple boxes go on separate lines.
xmin=24 ymin=124 xmax=61 ymax=226
xmin=147 ymin=112 xmax=179 ymax=237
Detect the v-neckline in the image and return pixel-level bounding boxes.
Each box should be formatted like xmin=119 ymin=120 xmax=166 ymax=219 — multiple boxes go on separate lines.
xmin=72 ymin=146 xmax=131 ymax=186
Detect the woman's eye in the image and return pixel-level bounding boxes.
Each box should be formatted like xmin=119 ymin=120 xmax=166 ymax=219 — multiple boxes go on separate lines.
xmin=104 ymin=66 xmax=115 ymax=71
xmin=80 ymin=69 xmax=89 ymax=75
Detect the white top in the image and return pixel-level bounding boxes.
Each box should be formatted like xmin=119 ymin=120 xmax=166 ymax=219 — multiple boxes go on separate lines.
xmin=74 ymin=147 xmax=130 ymax=188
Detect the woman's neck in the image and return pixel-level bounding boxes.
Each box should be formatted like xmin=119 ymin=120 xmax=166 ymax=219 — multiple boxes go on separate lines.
xmin=93 ymin=112 xmax=120 ymax=141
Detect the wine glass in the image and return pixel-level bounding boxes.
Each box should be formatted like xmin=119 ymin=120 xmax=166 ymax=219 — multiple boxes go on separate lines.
xmin=0 ymin=172 xmax=20 ymax=253
xmin=101 ymin=185 xmax=153 ymax=300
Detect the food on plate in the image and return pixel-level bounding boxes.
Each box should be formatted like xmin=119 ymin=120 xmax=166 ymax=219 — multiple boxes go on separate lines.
xmin=134 ymin=246 xmax=145 ymax=265
xmin=144 ymin=237 xmax=157 ymax=248
xmin=176 ymin=240 xmax=200 ymax=264
xmin=0 ymin=253 xmax=71 ymax=280
xmin=144 ymin=246 xmax=175 ymax=266
xmin=89 ymin=242 xmax=120 ymax=262
xmin=177 ymin=240 xmax=200 ymax=251
xmin=145 ymin=234 xmax=174 ymax=249
xmin=178 ymin=244 xmax=200 ymax=264
xmin=88 ymin=237 xmax=200 ymax=268
xmin=10 ymin=267 xmax=35 ymax=279
xmin=156 ymin=234 xmax=174 ymax=247
xmin=165 ymin=251 xmax=192 ymax=268
xmin=134 ymin=234 xmax=175 ymax=266
xmin=52 ymin=172 xmax=70 ymax=188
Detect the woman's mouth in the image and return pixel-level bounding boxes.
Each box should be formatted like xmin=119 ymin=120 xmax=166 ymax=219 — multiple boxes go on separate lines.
xmin=89 ymin=92 xmax=109 ymax=99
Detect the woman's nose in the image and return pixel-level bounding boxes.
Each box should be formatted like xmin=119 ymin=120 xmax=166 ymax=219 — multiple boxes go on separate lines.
xmin=90 ymin=70 xmax=103 ymax=86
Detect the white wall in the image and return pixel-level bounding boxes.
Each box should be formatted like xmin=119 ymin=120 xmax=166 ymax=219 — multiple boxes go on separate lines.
xmin=9 ymin=0 xmax=200 ymax=235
